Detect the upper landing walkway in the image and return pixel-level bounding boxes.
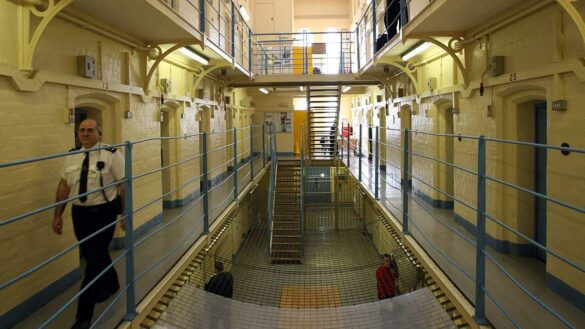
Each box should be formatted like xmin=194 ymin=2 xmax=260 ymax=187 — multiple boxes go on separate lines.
xmin=228 ymin=73 xmax=380 ymax=88
xmin=24 ymin=0 xmax=582 ymax=91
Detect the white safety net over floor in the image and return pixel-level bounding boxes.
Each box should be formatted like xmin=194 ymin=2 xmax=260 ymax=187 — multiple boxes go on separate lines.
xmin=154 ymin=285 xmax=456 ymax=329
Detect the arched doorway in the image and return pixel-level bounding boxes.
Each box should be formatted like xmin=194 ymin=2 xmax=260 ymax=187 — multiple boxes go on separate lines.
xmin=160 ymin=101 xmax=181 ymax=208
xmin=514 ymin=99 xmax=547 ymax=260
xmin=378 ymin=105 xmax=387 ymax=171
xmin=74 ymin=92 xmax=121 ymax=147
xmin=433 ymin=100 xmax=454 ymax=208
xmin=198 ymin=105 xmax=212 ymax=190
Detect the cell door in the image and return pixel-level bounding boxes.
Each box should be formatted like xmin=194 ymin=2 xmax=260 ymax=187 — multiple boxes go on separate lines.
xmin=534 ymin=102 xmax=547 ymax=261
xmin=254 ymin=2 xmax=275 ymax=33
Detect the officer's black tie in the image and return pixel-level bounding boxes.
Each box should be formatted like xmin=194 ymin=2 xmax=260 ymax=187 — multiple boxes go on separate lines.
xmin=79 ymin=152 xmax=89 ymax=202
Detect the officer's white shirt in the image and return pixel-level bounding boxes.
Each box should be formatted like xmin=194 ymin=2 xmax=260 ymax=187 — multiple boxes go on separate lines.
xmin=60 ymin=143 xmax=125 ymax=206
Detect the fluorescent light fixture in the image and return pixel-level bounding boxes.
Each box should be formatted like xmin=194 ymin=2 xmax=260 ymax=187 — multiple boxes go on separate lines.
xmin=342 ymin=86 xmax=351 ymax=93
xmin=300 ymin=86 xmax=305 ymax=91
xmin=259 ymin=88 xmax=269 ymax=94
xmin=293 ymin=97 xmax=307 ymax=110
xmin=239 ymin=6 xmax=250 ymax=22
xmin=179 ymin=47 xmax=209 ymax=65
xmin=401 ymin=42 xmax=431 ymax=61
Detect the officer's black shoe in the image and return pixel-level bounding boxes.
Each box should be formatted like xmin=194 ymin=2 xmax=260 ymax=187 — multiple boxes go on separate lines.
xmin=95 ymin=282 xmax=120 ymax=303
xmin=71 ymin=320 xmax=90 ymax=329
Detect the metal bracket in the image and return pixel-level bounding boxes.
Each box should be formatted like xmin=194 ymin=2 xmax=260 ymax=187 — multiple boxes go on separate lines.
xmin=416 ymin=36 xmax=469 ymax=88
xmin=144 ymin=42 xmax=203 ymax=95
xmin=193 ymin=62 xmax=234 ymax=91
xmin=18 ymin=0 xmax=75 ymax=72
xmin=376 ymin=58 xmax=422 ymax=96
xmin=556 ymin=0 xmax=585 ymax=46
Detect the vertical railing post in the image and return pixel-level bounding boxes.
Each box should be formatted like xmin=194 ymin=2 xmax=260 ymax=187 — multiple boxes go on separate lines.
xmin=339 ymin=31 xmax=343 ymax=74
xmin=356 ymin=27 xmax=361 ymax=70
xmin=341 ymin=127 xmax=344 ymax=161
xmin=123 ymin=141 xmax=136 ymax=320
xmin=402 ymin=128 xmax=409 ymax=234
xmin=233 ymin=128 xmax=238 ymax=200
xmin=475 ymin=135 xmax=487 ymax=325
xmin=347 ymin=123 xmax=351 ymax=166
xmin=202 ymin=132 xmax=209 ymax=234
xmin=269 ymin=123 xmax=273 ymax=160
xmin=375 ymin=125 xmax=380 ymax=200
xmin=262 ymin=124 xmax=266 ymax=166
xmin=217 ymin=1 xmax=221 ymax=45
xmin=303 ymin=31 xmax=308 ymax=74
xmin=250 ymin=126 xmax=254 ymax=182
xmin=300 ymin=125 xmax=305 ymax=256
xmin=372 ymin=0 xmax=377 ymax=56
xmin=199 ymin=0 xmax=206 ymax=32
xmin=231 ymin=1 xmax=236 ymax=57
xmin=359 ymin=123 xmax=362 ymax=182
xmin=248 ymin=27 xmax=252 ymax=71
xmin=400 ymin=0 xmax=408 ymax=27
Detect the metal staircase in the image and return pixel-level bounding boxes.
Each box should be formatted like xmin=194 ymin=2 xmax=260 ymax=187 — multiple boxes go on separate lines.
xmin=307 ymin=85 xmax=342 ymax=160
xmin=270 ymin=159 xmax=303 ymax=264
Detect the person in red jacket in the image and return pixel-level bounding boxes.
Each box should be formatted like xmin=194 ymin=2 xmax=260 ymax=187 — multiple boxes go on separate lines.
xmin=376 ymin=253 xmax=399 ymax=299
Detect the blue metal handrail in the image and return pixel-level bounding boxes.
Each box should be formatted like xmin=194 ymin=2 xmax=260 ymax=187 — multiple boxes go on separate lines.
xmin=267 ymin=124 xmax=277 ymax=255
xmin=343 ymin=125 xmax=584 ymax=329
xmin=0 ymin=124 xmax=274 ymax=328
xmin=300 ymin=125 xmax=306 ymax=256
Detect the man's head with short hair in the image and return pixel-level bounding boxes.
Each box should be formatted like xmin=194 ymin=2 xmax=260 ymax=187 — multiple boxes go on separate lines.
xmin=77 ymin=119 xmax=102 ymax=148
xmin=382 ymin=253 xmax=392 ymax=267
xmin=215 ymin=261 xmax=224 ymax=273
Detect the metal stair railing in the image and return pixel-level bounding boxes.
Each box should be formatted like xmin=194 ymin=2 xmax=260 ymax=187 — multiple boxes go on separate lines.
xmin=267 ymin=125 xmax=277 ymax=256
xmin=300 ymin=124 xmax=306 ymax=256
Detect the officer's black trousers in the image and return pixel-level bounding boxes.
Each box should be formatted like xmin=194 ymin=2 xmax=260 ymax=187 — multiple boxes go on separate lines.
xmin=72 ymin=202 xmax=119 ymax=322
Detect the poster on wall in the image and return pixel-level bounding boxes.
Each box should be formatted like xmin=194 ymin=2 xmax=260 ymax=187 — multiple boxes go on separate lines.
xmin=265 ymin=112 xmax=292 ymax=133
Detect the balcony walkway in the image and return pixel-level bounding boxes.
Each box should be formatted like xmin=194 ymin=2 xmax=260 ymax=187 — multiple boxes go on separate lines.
xmin=340 ymin=150 xmax=585 ymax=329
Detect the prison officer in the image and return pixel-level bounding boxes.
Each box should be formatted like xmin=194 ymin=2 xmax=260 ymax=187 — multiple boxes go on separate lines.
xmin=52 ymin=119 xmax=125 ymax=329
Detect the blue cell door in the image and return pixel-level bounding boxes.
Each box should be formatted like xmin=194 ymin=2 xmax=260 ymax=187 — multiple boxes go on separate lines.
xmin=534 ymin=102 xmax=547 ymax=261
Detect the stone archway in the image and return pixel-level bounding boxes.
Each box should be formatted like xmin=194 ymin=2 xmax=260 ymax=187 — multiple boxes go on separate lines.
xmin=160 ymin=100 xmax=182 ymax=207
xmin=495 ymin=85 xmax=548 ymax=256
xmin=432 ymin=98 xmax=455 ymax=209
xmin=74 ymin=92 xmax=122 ymax=145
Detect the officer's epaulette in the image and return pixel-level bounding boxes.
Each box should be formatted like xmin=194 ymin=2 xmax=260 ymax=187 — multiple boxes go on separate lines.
xmin=69 ymin=146 xmax=82 ymax=152
xmin=105 ymin=147 xmax=118 ymax=153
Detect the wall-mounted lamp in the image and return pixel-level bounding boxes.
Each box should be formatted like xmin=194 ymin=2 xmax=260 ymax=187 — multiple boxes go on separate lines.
xmin=401 ymin=42 xmax=431 ymax=61
xmin=259 ymin=87 xmax=269 ymax=94
xmin=239 ymin=5 xmax=250 ymax=22
xmin=299 ymin=86 xmax=305 ymax=92
xmin=342 ymin=86 xmax=351 ymax=93
xmin=179 ymin=47 xmax=209 ymax=65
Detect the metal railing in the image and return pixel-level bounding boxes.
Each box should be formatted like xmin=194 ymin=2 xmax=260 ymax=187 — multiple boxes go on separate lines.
xmin=180 ymin=0 xmax=412 ymax=76
xmin=267 ymin=124 xmax=277 ymax=255
xmin=252 ymin=31 xmax=355 ymax=76
xmin=300 ymin=125 xmax=306 ymax=256
xmin=0 ymin=124 xmax=275 ymax=328
xmin=338 ymin=123 xmax=585 ymax=328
